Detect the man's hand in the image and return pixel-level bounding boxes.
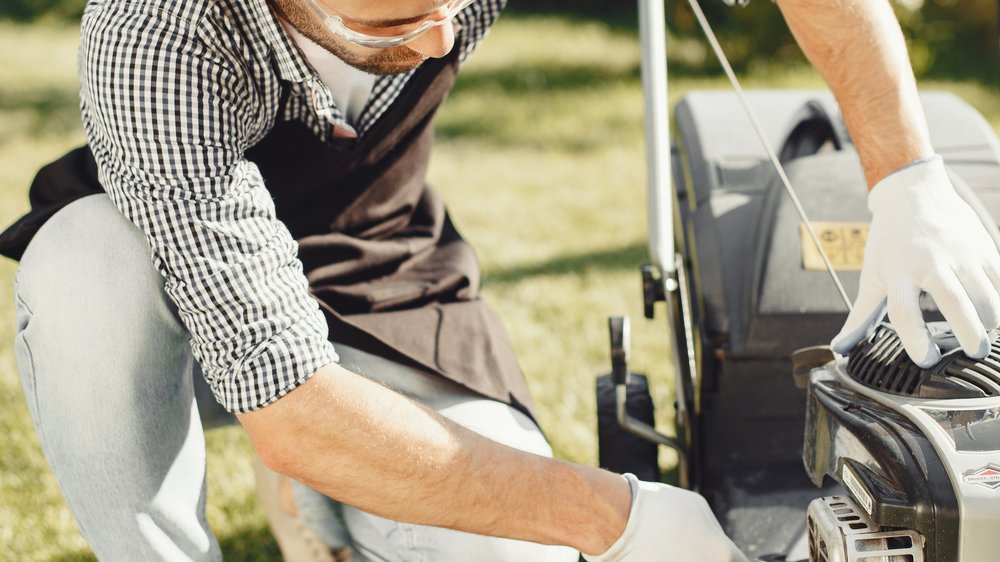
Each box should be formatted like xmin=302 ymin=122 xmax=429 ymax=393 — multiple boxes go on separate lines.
xmin=832 ymin=156 xmax=1000 ymax=365
xmin=583 ymin=474 xmax=748 ymax=562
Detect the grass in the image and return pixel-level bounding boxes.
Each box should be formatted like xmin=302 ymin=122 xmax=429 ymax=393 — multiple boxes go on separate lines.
xmin=2 ymin=12 xmax=1000 ymax=561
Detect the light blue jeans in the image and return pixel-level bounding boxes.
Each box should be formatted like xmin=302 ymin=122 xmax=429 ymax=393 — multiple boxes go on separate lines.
xmin=12 ymin=194 xmax=578 ymax=562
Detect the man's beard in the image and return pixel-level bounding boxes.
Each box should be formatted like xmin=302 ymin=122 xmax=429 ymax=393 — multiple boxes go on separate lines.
xmin=326 ymin=41 xmax=429 ymax=76
xmin=266 ymin=0 xmax=434 ymax=76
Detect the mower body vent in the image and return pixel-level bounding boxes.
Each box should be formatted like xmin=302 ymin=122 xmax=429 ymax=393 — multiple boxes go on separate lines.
xmin=846 ymin=324 xmax=1000 ymax=399
xmin=807 ymin=496 xmax=925 ymax=562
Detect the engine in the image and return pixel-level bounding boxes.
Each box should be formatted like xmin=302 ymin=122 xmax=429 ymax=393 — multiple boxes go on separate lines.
xmin=801 ymin=323 xmax=1000 ymax=561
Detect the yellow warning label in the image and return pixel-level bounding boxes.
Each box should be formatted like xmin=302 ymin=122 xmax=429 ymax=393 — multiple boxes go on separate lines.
xmin=799 ymin=222 xmax=869 ymax=271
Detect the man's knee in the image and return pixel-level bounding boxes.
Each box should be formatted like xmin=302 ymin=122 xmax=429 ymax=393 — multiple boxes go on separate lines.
xmin=15 ymin=193 xmax=188 ymax=357
xmin=13 ymin=193 xmax=192 ymax=409
xmin=18 ymin=194 xmax=164 ymax=313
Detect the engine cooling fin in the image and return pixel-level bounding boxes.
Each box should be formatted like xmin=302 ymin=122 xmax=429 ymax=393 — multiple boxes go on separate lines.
xmin=847 ymin=323 xmax=1000 ymax=399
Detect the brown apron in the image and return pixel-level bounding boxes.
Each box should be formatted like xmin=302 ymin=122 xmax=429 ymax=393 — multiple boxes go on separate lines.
xmin=0 ymin=47 xmax=537 ymax=421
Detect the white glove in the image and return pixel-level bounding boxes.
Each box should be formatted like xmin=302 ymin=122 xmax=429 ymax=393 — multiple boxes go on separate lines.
xmin=831 ymin=155 xmax=1000 ymax=367
xmin=584 ymin=474 xmax=748 ymax=562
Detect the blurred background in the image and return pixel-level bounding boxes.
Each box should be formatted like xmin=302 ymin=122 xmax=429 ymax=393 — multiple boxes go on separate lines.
xmin=1 ymin=0 xmax=998 ymax=560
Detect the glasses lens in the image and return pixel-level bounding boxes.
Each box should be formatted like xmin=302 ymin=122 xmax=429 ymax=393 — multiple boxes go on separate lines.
xmin=318 ymin=0 xmax=476 ymax=49
xmin=343 ymin=0 xmax=473 ymax=37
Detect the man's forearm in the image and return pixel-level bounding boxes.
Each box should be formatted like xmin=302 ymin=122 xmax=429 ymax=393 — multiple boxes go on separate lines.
xmin=776 ymin=0 xmax=934 ymax=187
xmin=237 ymin=362 xmax=631 ymax=555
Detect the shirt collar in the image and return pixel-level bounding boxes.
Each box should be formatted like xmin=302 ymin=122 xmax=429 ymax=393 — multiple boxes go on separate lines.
xmin=250 ymin=0 xmax=314 ymax=83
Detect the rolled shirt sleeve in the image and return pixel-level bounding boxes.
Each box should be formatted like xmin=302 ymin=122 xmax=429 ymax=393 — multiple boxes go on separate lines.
xmin=79 ymin=3 xmax=338 ymax=412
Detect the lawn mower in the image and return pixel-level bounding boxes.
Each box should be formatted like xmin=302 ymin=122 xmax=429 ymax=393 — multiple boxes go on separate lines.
xmin=596 ymin=1 xmax=1000 ymax=560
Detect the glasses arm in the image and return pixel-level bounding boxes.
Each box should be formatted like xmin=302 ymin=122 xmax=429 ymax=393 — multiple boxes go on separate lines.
xmin=301 ymin=0 xmax=343 ymax=29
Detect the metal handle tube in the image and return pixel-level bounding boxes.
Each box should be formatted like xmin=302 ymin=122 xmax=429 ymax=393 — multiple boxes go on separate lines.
xmin=639 ymin=0 xmax=674 ymax=274
xmin=636 ymin=0 xmax=692 ymax=490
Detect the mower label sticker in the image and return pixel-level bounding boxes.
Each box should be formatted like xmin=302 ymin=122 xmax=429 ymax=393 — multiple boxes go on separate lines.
xmin=962 ymin=465 xmax=1000 ymax=490
xmin=842 ymin=465 xmax=874 ymax=515
xmin=800 ymin=222 xmax=869 ymax=272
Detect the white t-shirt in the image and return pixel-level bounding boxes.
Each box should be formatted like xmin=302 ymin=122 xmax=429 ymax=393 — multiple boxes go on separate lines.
xmin=279 ymin=18 xmax=376 ymax=128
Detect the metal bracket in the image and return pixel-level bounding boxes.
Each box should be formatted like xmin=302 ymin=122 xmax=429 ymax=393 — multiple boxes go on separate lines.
xmin=609 ymin=315 xmax=689 ymax=488
xmin=641 ymin=263 xmax=666 ymax=320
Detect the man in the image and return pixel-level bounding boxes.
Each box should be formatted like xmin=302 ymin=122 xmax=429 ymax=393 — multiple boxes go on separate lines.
xmin=3 ymin=0 xmax=997 ymax=561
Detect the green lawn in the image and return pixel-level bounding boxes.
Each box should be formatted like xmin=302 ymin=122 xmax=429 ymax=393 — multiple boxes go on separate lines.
xmin=2 ymin=13 xmax=1000 ymax=561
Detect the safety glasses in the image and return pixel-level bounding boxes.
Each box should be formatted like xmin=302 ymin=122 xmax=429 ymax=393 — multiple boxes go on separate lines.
xmin=302 ymin=0 xmax=475 ymax=49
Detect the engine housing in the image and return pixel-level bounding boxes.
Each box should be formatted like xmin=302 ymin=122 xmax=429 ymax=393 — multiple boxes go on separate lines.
xmin=807 ymin=495 xmax=924 ymax=562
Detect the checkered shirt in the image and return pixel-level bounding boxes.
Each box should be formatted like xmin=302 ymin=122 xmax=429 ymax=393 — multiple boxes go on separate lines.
xmin=78 ymin=0 xmax=504 ymax=412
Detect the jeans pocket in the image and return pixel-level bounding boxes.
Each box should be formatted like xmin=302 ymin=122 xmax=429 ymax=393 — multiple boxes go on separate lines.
xmin=12 ymin=272 xmax=43 ymax=434
xmin=12 ymin=271 xmax=28 ymax=329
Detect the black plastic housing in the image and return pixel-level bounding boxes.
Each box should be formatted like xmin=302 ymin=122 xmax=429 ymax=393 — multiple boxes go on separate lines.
xmin=804 ymin=370 xmax=960 ymax=560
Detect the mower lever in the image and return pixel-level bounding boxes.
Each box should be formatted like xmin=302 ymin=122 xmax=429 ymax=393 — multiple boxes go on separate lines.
xmin=607 ymin=315 xmax=689 ymax=487
xmin=609 ymin=316 xmax=631 ymax=386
